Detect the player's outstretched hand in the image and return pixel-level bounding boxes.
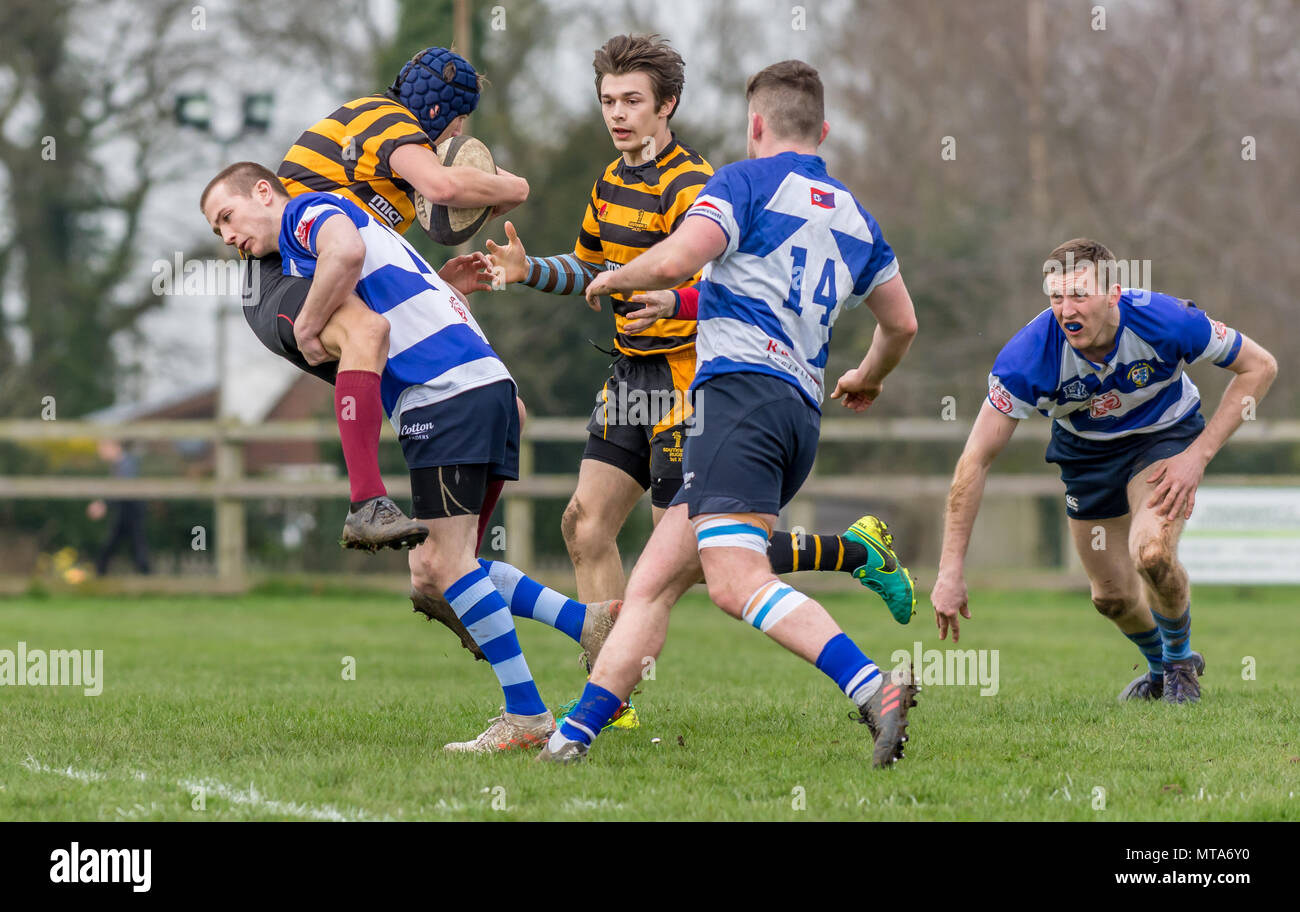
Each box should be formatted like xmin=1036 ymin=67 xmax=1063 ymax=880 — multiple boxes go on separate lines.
xmin=622 ymin=290 xmax=678 ymax=332
xmin=584 ymin=272 xmax=614 ymax=312
xmin=484 ymin=221 xmax=528 ymax=286
xmin=829 ymin=367 xmax=883 ymax=412
xmin=931 ymin=571 xmax=971 ymax=642
xmin=1144 ymin=449 xmax=1207 ymax=521
xmin=439 ymin=252 xmax=496 ymax=296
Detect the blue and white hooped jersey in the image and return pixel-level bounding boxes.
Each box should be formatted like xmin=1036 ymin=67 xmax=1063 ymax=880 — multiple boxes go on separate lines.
xmin=988 ymin=289 xmax=1242 ymax=440
xmin=279 ymin=193 xmax=512 ymax=428
xmin=685 ymin=152 xmax=898 ymax=408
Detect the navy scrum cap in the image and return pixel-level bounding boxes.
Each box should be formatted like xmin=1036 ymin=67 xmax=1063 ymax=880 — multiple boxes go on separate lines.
xmin=388 ymin=47 xmax=480 ymax=140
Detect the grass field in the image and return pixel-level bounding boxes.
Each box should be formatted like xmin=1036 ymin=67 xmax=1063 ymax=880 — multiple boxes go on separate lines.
xmin=1 ymin=584 xmax=1296 ymax=821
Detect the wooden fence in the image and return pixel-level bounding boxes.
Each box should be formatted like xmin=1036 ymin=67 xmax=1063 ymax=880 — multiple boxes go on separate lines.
xmin=2 ymin=417 xmax=1298 ymax=586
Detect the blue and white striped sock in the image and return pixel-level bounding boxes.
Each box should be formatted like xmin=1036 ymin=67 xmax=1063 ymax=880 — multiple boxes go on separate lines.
xmin=1154 ymin=606 xmax=1192 ymax=663
xmin=1125 ymin=627 xmax=1165 ymax=678
xmin=816 ymin=633 xmax=882 ymax=707
xmin=550 ymin=681 xmax=623 ymax=750
xmin=479 ymin=559 xmax=585 ymax=643
xmin=445 ymin=567 xmax=548 ymax=717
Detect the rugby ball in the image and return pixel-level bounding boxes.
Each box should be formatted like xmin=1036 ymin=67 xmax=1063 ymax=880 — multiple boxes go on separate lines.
xmin=414 ymin=135 xmax=495 ymax=246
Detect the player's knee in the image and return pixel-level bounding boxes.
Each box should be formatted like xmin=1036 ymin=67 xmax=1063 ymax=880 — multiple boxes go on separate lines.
xmin=1133 ymin=538 xmax=1180 ymax=590
xmin=705 ymin=574 xmax=751 ymax=619
xmin=561 ymin=497 xmax=602 ymax=554
xmin=358 ymin=308 xmax=389 ymax=355
xmin=1091 ymin=593 xmax=1138 ymax=620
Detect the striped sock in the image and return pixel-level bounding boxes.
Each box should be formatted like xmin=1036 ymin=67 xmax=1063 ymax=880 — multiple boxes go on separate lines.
xmin=767 ymin=531 xmax=868 ymax=574
xmin=552 ymin=681 xmax=622 ymax=748
xmin=1124 ymin=627 xmax=1165 ymax=678
xmin=1154 ymin=606 xmax=1192 ymax=663
xmin=445 ymin=567 xmax=547 ymax=717
xmin=741 ymin=580 xmax=809 ymax=632
xmin=479 ymin=559 xmax=585 ymax=643
xmin=815 ymin=633 xmax=882 ymax=707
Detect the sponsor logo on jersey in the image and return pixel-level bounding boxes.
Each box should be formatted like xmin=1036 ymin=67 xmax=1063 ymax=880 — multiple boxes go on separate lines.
xmin=367 ymin=191 xmax=403 ymax=228
xmin=294 ymin=214 xmax=318 ymax=248
xmin=401 ymin=420 xmax=435 ymax=439
xmin=1062 ymin=379 xmax=1089 ymax=401
xmin=1065 ymin=494 xmax=1079 ymax=511
xmin=1127 ymin=362 xmax=1153 ymax=387
xmin=989 ymin=382 xmax=1013 ymax=414
xmin=810 ymin=187 xmax=835 ymax=209
xmin=1089 ymin=391 xmax=1122 ymax=418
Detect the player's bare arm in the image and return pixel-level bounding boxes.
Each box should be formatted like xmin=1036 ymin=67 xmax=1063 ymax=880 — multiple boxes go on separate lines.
xmin=830 ymin=273 xmax=919 ymax=411
xmin=389 ymin=143 xmax=528 ymax=214
xmin=294 ymin=218 xmax=367 ymax=365
xmin=932 ymin=401 xmax=1020 ymax=641
xmin=583 ymin=215 xmax=726 ymax=311
xmin=1144 ymin=335 xmax=1278 ymax=521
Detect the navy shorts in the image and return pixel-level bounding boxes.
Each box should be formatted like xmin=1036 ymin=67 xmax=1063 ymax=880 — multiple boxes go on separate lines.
xmin=241 ymin=252 xmax=338 ymax=386
xmin=671 ymin=372 xmax=819 ymax=517
xmin=397 ymin=380 xmax=520 ymax=479
xmin=1045 ymin=411 xmax=1206 ymax=520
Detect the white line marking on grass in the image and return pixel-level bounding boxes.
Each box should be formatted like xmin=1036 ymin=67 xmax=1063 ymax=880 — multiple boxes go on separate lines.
xmin=178 ymin=777 xmax=392 ymax=822
xmin=22 ymin=756 xmax=391 ymax=822
xmin=22 ymin=757 xmax=108 ymax=783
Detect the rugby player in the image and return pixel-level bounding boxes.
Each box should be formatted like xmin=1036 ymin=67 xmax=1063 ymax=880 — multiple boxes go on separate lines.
xmin=243 ymin=47 xmax=528 ymax=554
xmin=485 ymin=35 xmax=914 ymax=617
xmin=203 ymin=163 xmax=617 ymax=751
xmin=930 ymin=238 xmax=1278 ymax=703
xmin=537 ymin=60 xmax=922 ymax=766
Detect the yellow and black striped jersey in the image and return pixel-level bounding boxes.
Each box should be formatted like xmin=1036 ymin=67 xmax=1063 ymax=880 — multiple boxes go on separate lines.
xmin=574 ymin=134 xmax=713 ymax=356
xmin=277 ymin=94 xmax=430 ymax=235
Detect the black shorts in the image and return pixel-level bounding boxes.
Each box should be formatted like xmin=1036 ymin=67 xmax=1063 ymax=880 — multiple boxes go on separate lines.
xmin=670 ymin=372 xmax=820 ymax=517
xmin=241 ymin=252 xmax=338 ymax=385
xmin=583 ymin=349 xmax=695 ymax=508
xmin=401 ymin=380 xmax=520 ymax=519
xmin=1046 ymin=411 xmax=1206 ymax=520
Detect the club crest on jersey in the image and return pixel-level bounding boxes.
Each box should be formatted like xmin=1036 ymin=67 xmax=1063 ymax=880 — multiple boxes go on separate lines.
xmin=810 ymin=187 xmax=835 ymax=209
xmin=1127 ymin=362 xmax=1153 ymax=387
xmin=1089 ymin=391 xmax=1122 ymax=418
xmin=1210 ymin=318 xmax=1228 ymax=340
xmin=1062 ymin=379 xmax=1089 ymax=401
xmin=989 ymin=382 xmax=1014 ymax=414
xmin=294 ymin=215 xmax=318 ymax=248
xmin=448 ymin=298 xmax=469 ymax=322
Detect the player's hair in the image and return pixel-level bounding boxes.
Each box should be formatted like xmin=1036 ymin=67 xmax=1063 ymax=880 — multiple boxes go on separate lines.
xmin=593 ymin=34 xmax=685 ymax=121
xmin=1043 ymin=238 xmax=1117 ymax=286
xmin=200 ymin=162 xmax=289 ymax=211
xmin=745 ymin=59 xmax=824 ymax=142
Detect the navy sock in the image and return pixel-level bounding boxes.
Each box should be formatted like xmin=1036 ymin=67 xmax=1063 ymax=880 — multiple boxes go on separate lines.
xmin=1125 ymin=627 xmax=1165 ymax=677
xmin=1154 ymin=606 xmax=1192 ymax=663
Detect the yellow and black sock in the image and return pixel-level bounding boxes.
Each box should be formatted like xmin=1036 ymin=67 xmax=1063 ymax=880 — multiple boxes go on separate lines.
xmin=767 ymin=530 xmax=868 ymax=574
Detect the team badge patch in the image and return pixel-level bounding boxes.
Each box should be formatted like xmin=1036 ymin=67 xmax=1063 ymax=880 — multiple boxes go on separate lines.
xmin=989 ymin=382 xmax=1013 ymax=414
xmin=810 ymin=187 xmax=835 ymax=209
xmin=295 ymin=214 xmax=318 ymax=249
xmin=1210 ymin=318 xmax=1228 ymax=340
xmin=1065 ymin=495 xmax=1079 ymax=512
xmin=1062 ymin=379 xmax=1089 ymax=401
xmin=1127 ymin=362 xmax=1153 ymax=387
